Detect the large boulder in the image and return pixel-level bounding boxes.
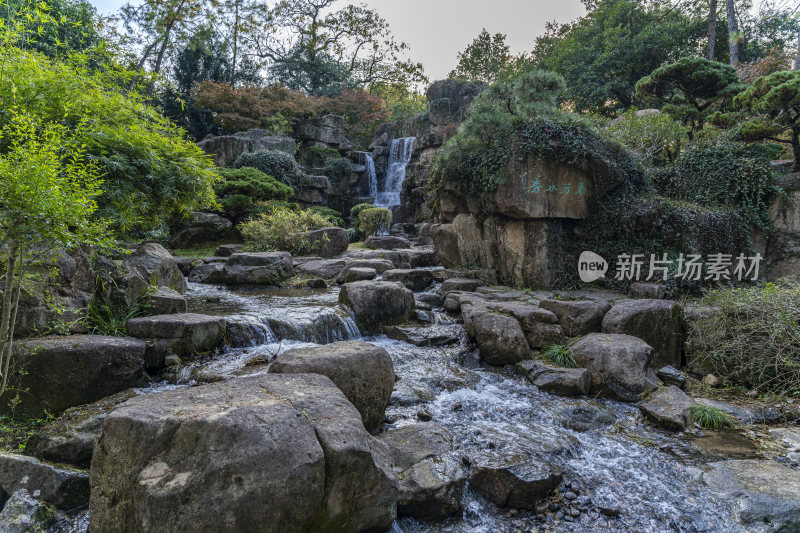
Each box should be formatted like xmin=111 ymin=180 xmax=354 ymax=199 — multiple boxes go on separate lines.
xmin=89 ymin=374 xmax=397 ymax=533
xmin=335 ymin=260 xmax=395 ymax=283
xmin=437 ymin=278 xmax=485 ymax=297
xmin=339 ymin=281 xmax=414 ymax=335
xmin=126 ymin=243 xmax=188 ymax=293
xmin=430 ymin=224 xmax=460 ymax=268
xmin=307 ymin=227 xmax=349 ymax=258
xmin=0 ymin=453 xmax=89 ymax=509
xmin=639 ymin=385 xmax=694 ymax=431
xmin=378 ymin=424 xmax=464 ymax=519
xmin=144 ymin=287 xmax=187 ymax=315
xmin=703 ymin=460 xmax=800 ymax=530
xmin=570 ymin=333 xmax=659 ymax=401
xmin=223 ymin=252 xmax=294 ymax=285
xmin=539 ymin=299 xmax=612 ymax=337
xmin=469 ymin=453 xmax=562 ymax=510
xmin=268 ymin=340 xmax=395 ymax=432
xmin=126 ymin=313 xmax=226 ymax=371
xmin=382 ymin=269 xmax=434 ymax=292
xmin=1 ymin=336 xmax=146 ymax=417
xmin=344 ymin=267 xmax=377 ymax=282
xmin=464 ymin=308 xmax=530 ymax=366
xmin=516 ymin=360 xmax=591 ymax=396
xmin=601 ymin=299 xmax=684 ymax=368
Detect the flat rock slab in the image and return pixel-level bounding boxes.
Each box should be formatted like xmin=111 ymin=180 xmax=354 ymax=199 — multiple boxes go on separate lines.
xmin=3 ymin=335 xmax=146 ymax=417
xmin=297 ymin=259 xmax=347 ymax=279
xmin=703 ymin=459 xmax=800 ymax=530
xmin=268 ymin=340 xmax=394 ymax=432
xmin=364 ymin=235 xmax=412 ymax=250
xmin=126 ymin=313 xmax=227 ymax=371
xmin=639 ymin=385 xmax=694 ymax=430
xmin=516 ymin=361 xmax=591 ymax=396
xmin=438 ymin=278 xmax=485 ymax=297
xmin=0 ymin=453 xmax=89 ymax=509
xmin=89 ymin=374 xmax=397 ymax=533
xmin=223 ymin=252 xmax=294 ymax=285
xmin=344 ymin=267 xmax=377 ymax=282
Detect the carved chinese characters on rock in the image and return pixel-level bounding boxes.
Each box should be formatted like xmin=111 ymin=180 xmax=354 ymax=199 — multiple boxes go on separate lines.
xmin=495 ymin=157 xmax=592 ymax=219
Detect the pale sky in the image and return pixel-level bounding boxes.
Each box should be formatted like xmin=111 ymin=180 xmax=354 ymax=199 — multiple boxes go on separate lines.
xmin=91 ymin=0 xmax=587 ymax=80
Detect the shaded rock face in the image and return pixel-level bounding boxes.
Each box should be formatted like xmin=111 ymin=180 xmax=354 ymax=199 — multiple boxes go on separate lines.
xmin=469 ymin=454 xmax=562 ymax=510
xmin=89 ymin=374 xmax=397 ymax=533
xmin=339 ymin=281 xmax=414 ymax=335
xmin=0 ymin=453 xmax=89 ymax=510
xmin=294 ymin=175 xmax=331 ymax=208
xmin=430 ymin=224 xmax=460 ymax=268
xmin=539 ymin=299 xmax=612 ymax=337
xmin=126 ymin=313 xmax=226 ymax=371
xmin=516 ymin=361 xmax=591 ymax=397
xmin=215 ymin=244 xmax=243 ymax=257
xmin=639 ymin=386 xmax=694 ymax=431
xmin=16 ymin=248 xmax=94 ymax=337
xmin=197 ymin=130 xmax=297 ymax=167
xmin=169 ymin=213 xmax=235 ymax=249
xmin=306 ymin=227 xmax=349 ymax=258
xmin=298 ymin=259 xmax=348 ymax=279
xmin=382 ymin=269 xmax=434 ymax=292
xmin=602 ymin=299 xmax=684 ymax=369
xmin=145 ymin=287 xmax=187 ymax=315
xmin=1 ymin=336 xmax=146 ymax=417
xmin=570 ymin=333 xmax=659 ymax=402
xmin=703 ymin=459 xmax=800 ymax=530
xmin=377 ymin=424 xmax=464 ymax=520
xmin=268 ymin=340 xmax=395 ymax=432
xmin=26 ymin=390 xmax=137 ymax=469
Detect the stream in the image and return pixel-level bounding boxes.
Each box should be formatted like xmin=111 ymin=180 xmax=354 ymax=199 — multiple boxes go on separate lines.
xmin=130 ymin=280 xmax=761 ymax=533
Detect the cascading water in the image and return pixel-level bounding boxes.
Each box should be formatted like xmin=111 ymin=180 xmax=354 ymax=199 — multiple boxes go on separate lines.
xmin=375 ymin=137 xmax=416 ymax=209
xmin=365 ymin=152 xmax=378 ymax=198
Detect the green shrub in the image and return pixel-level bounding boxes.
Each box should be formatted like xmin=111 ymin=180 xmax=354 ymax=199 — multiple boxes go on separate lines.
xmin=308 ymin=206 xmax=344 ymax=227
xmin=540 ymin=344 xmax=577 ymax=368
xmin=232 ymin=150 xmax=307 ymax=189
xmin=350 ymin=203 xmax=375 ymax=220
xmin=357 ymin=207 xmax=392 ymax=237
xmin=604 ymin=109 xmax=686 ymax=164
xmin=238 ymin=206 xmax=332 ymax=255
xmin=649 ymin=141 xmax=779 ymax=232
xmin=687 ymin=281 xmax=800 ymax=395
xmin=688 ymin=404 xmax=736 ymax=430
xmin=322 ymin=157 xmax=354 ymax=185
xmin=218 ymin=194 xmax=252 ymax=221
xmin=215 ymin=167 xmax=293 ymax=201
xmin=0 ymin=47 xmax=217 ymax=232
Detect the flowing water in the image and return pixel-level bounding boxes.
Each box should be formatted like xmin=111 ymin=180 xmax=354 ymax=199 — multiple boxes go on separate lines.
xmin=375 ymin=137 xmax=416 ymax=209
xmin=366 ymin=152 xmax=378 ymax=198
xmin=55 ymin=280 xmax=773 ymax=532
xmin=174 ymin=283 xmax=753 ymax=532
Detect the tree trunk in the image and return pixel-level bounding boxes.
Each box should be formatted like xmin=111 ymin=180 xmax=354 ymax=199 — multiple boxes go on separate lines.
xmin=795 ymin=30 xmax=799 ymax=71
xmin=0 ymin=245 xmax=18 ymax=396
xmin=707 ymin=0 xmax=717 ymax=60
xmin=791 ymin=124 xmax=800 ymax=172
xmin=230 ymin=0 xmax=239 ymax=84
xmin=726 ymin=0 xmax=739 ymax=65
xmin=146 ymin=25 xmax=173 ymax=96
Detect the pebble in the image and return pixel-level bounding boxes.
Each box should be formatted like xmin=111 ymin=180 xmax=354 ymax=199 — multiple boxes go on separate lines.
xmin=570 ymin=508 xmax=581 ymax=517
xmin=452 ymin=402 xmax=463 ymax=411
xmin=417 ymin=409 xmax=432 ymax=421
xmin=565 ymin=491 xmax=578 ymax=500
xmin=556 ymin=511 xmax=565 ymax=520
xmin=550 ymin=502 xmax=560 ymax=511
xmin=535 ymin=502 xmax=549 ymax=513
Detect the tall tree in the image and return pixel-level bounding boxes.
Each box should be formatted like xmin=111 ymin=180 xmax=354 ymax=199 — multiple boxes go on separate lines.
xmin=120 ymin=0 xmax=208 ymax=92
xmin=244 ymin=0 xmax=425 ymax=95
xmin=726 ymin=0 xmax=740 ymax=65
xmin=530 ymin=0 xmax=704 ymax=115
xmin=449 ymin=29 xmax=514 ymax=83
xmin=707 ymin=0 xmax=717 ymax=60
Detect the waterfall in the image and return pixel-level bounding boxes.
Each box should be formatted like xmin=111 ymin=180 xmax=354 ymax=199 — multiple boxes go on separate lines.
xmin=365 ymin=153 xmax=377 ymax=198
xmin=375 ymin=137 xmax=416 ymax=208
